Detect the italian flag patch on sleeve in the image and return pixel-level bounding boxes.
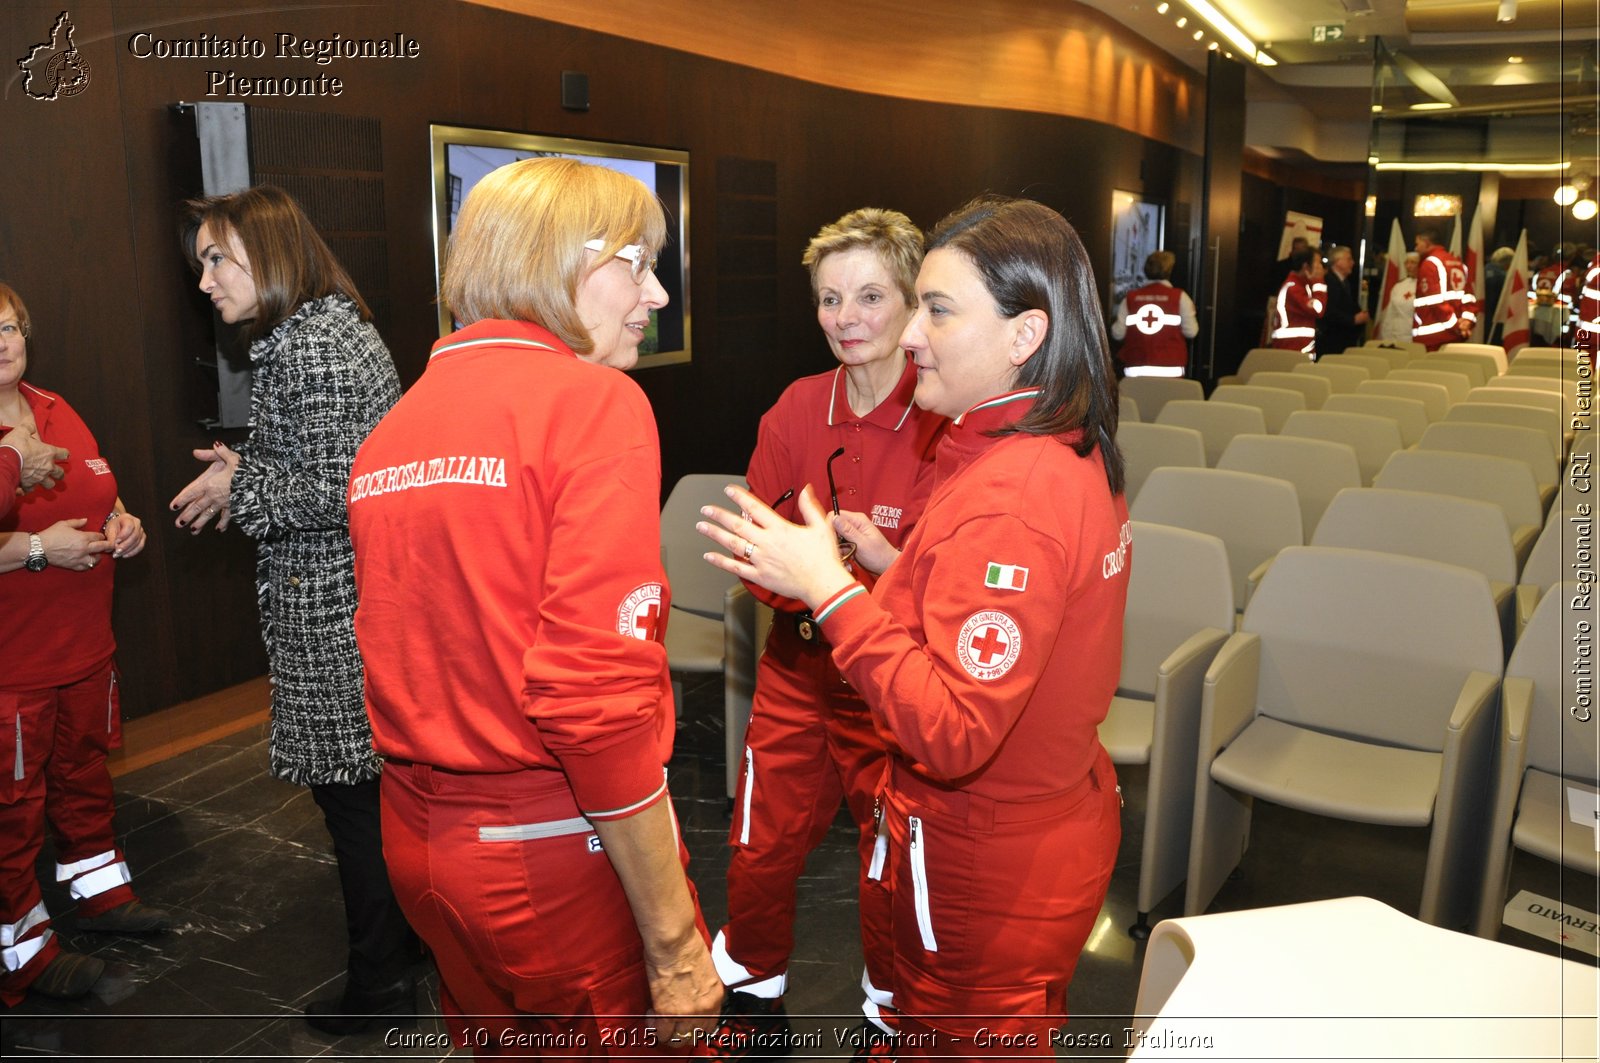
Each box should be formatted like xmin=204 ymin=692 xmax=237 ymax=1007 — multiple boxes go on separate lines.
xmin=984 ymin=562 xmax=1028 ymax=591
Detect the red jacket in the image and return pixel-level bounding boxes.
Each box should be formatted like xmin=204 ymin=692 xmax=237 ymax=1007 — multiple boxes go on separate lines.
xmin=1117 ymin=283 xmax=1191 ymax=371
xmin=1270 ymin=272 xmax=1325 ymax=354
xmin=349 ymin=320 xmax=675 ymax=822
xmin=0 ymin=447 xmax=18 ymax=516
xmin=0 ymin=384 xmax=119 ymax=690
xmin=1414 ymin=246 xmax=1468 ymax=350
xmin=816 ymin=389 xmax=1130 ymax=801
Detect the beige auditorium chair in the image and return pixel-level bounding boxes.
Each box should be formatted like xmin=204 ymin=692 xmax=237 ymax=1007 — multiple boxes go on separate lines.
xmin=1120 ymin=376 xmax=1203 ymax=424
xmin=1389 ymin=366 xmax=1472 ymax=405
xmin=1417 ymin=422 xmax=1558 ymax=509
xmin=1507 ymin=349 xmax=1568 ymax=370
xmin=1324 ymin=393 xmax=1430 ymax=447
xmin=1098 ymin=522 xmax=1233 ymax=940
xmin=1365 ymin=338 xmax=1426 ymax=360
xmin=1120 ymin=421 xmax=1207 ymax=505
xmin=1186 ymin=546 xmax=1503 ymax=931
xmin=1420 ymin=352 xmax=1493 ymax=387
xmin=1131 ymin=466 xmax=1303 ymax=607
xmin=1313 ymin=487 xmax=1520 ymax=653
xmin=1504 ymin=362 xmax=1564 ymax=380
xmin=1319 ymin=351 xmax=1390 ymax=380
xmin=1467 ymin=385 xmax=1565 ymax=418
xmin=1208 ymin=384 xmax=1306 ymax=433
xmin=661 ymin=473 xmax=747 ymax=713
xmin=1478 ymin=376 xmax=1581 ymax=413
xmin=1218 ymin=433 xmax=1360 ymax=538
xmin=1512 ymin=508 xmax=1583 ymax=638
xmin=1358 ymin=377 xmax=1452 ymax=422
xmin=1120 ymin=393 xmax=1141 ymax=424
xmin=1281 ymin=409 xmax=1403 ymax=486
xmin=1445 ymin=402 xmax=1565 ymax=462
xmin=1155 ymin=400 xmax=1267 ymax=466
xmin=722 ymin=583 xmax=773 ymax=800
xmin=1438 ymin=341 xmax=1509 ymax=375
xmin=1374 ymin=450 xmax=1544 ymax=566
xmin=1477 ymin=581 xmax=1600 ymax=938
xmin=1217 ymin=348 xmax=1310 ymax=386
xmin=1293 ymin=360 xmax=1370 ymax=395
xmin=1248 ymin=370 xmax=1332 ymax=411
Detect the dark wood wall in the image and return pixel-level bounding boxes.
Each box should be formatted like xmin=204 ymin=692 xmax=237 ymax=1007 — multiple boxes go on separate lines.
xmin=2 ymin=0 xmax=1201 ymax=718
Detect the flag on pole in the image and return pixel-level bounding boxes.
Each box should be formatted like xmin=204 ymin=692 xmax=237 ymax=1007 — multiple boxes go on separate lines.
xmin=1466 ymin=208 xmax=1486 ymax=342
xmin=1492 ymin=230 xmax=1531 ymax=359
xmin=1375 ymin=219 xmax=1408 ymax=337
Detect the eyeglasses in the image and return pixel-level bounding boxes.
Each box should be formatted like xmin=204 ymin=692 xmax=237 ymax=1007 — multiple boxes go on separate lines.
xmin=825 ymin=447 xmax=857 ymax=564
xmin=0 ymin=323 xmax=27 ymax=340
xmin=583 ymin=239 xmax=659 ymax=283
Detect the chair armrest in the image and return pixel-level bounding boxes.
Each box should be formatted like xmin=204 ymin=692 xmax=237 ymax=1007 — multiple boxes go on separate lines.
xmin=1160 ymin=627 xmax=1231 ymax=686
xmin=1426 ymin=670 xmax=1501 ymax=928
xmin=1245 ymin=558 xmax=1275 ymax=607
xmin=1511 ymin=526 xmax=1538 ymax=570
xmin=1514 ymin=584 xmax=1544 ymax=642
xmin=1200 ymin=632 xmax=1261 ymax=758
xmin=1474 ymin=674 xmax=1534 ymax=937
xmin=1446 ymin=670 xmax=1500 ymax=737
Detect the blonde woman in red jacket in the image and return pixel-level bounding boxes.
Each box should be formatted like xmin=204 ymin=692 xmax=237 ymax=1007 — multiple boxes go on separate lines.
xmin=700 ymin=197 xmax=1128 ymax=1060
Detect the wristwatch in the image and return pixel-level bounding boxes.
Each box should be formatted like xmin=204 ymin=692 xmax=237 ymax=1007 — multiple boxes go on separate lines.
xmin=24 ymin=533 xmax=47 ymax=572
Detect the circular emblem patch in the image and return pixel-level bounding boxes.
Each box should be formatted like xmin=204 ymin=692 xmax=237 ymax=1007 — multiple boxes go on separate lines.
xmin=956 ymin=610 xmax=1022 ymax=681
xmin=617 ymin=582 xmax=665 ymax=641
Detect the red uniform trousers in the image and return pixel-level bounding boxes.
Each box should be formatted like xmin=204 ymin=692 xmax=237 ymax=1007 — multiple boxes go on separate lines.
xmin=380 ymin=761 xmax=706 ymax=1059
xmin=720 ymin=618 xmax=893 ymax=1012
xmin=886 ymin=747 xmax=1121 ymax=1062
xmin=1 ymin=658 xmax=138 ymax=1005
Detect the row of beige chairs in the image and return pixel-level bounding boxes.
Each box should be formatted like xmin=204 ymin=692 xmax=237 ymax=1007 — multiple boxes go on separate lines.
xmin=1110 ymin=520 xmax=1595 ymax=942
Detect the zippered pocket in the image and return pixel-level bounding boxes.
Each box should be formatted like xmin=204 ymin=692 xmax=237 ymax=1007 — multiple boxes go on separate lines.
xmin=909 ymin=815 xmax=937 ymax=952
xmin=738 ymin=746 xmax=755 ymax=845
xmin=867 ymin=797 xmax=887 ymax=881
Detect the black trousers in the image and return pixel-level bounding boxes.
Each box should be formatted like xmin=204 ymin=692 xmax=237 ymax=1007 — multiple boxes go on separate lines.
xmin=310 ymin=778 xmax=416 ymax=989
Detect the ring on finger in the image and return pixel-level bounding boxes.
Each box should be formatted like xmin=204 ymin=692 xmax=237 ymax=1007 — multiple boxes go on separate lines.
xmin=743 ymin=540 xmax=755 ymax=561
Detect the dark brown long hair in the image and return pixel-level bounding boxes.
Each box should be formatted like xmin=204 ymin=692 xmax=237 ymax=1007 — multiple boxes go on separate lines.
xmin=925 ymin=195 xmax=1124 ymax=495
xmin=181 ymin=185 xmax=369 ymax=341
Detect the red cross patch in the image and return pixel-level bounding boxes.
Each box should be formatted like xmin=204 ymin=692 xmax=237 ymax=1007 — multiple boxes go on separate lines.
xmin=617 ymin=582 xmax=665 ymax=641
xmin=955 ymin=610 xmax=1022 ymax=681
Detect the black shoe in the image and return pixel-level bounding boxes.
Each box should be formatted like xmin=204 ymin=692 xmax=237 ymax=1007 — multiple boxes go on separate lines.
xmin=28 ymin=950 xmax=106 ymax=999
xmin=304 ymin=975 xmax=416 ymax=1037
xmin=703 ymin=991 xmax=791 ymax=1059
xmin=76 ymin=900 xmax=172 ymax=935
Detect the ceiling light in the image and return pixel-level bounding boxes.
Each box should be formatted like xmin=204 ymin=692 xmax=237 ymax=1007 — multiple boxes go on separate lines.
xmin=1365 ymin=195 xmax=1377 ymax=218
xmin=1414 ymin=194 xmax=1461 ymax=217
xmin=1176 ymin=16 xmax=1188 ymax=27
xmin=1574 ymin=198 xmax=1598 ymax=221
xmin=1376 ymin=160 xmax=1569 ymax=173
xmin=1507 ymin=55 xmax=1523 ymax=64
xmin=1409 ymin=102 xmax=1452 ymax=111
xmin=1208 ymin=41 xmax=1219 ymax=50
xmin=1497 ymin=0 xmax=1518 ymax=24
xmin=1156 ymin=2 xmax=1169 ymax=12
xmin=1557 ymin=185 xmax=1580 ymax=206
xmin=1193 ymin=29 xmax=1204 ymax=40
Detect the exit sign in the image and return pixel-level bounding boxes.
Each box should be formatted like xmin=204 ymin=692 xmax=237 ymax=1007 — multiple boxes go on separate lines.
xmin=1312 ymin=23 xmax=1345 ymax=42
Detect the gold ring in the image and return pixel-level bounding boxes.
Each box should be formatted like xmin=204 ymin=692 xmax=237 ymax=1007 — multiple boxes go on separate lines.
xmin=743 ymin=541 xmax=755 ymax=561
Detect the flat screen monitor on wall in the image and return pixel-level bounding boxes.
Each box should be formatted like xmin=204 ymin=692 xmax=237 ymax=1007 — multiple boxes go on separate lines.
xmin=429 ymin=124 xmax=691 ymax=369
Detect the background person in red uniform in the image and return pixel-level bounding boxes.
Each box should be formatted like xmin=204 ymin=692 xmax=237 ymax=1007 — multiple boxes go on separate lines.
xmin=0 ymin=424 xmax=68 ymax=513
xmin=1109 ymin=250 xmax=1196 ymax=377
xmin=0 ymin=283 xmax=160 ymax=1006
xmin=1412 ymin=227 xmax=1470 ymax=350
xmin=1269 ymin=248 xmax=1325 ymax=355
xmin=700 ymin=196 xmax=1128 ymax=1060
xmin=709 ymin=208 xmax=944 ymax=1056
xmin=348 ymin=157 xmax=722 ymax=1057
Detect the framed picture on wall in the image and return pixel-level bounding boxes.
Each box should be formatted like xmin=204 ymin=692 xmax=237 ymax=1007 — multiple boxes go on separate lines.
xmin=1110 ymin=190 xmax=1166 ymax=307
xmin=429 ymin=125 xmax=691 ymax=369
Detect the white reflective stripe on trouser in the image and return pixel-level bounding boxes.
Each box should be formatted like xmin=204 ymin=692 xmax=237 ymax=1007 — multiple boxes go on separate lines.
xmin=861 ymin=968 xmax=895 ymax=1032
xmin=478 ymin=816 xmax=593 ymax=842
xmin=710 ymin=928 xmax=787 ymax=998
xmin=738 ymin=746 xmax=755 ymax=846
xmin=69 ymin=860 xmax=131 ymax=901
xmin=56 ymin=849 xmax=117 ymax=882
xmin=1 ymin=901 xmax=49 ymax=947
xmin=908 ymin=816 xmax=937 ymax=952
xmin=2 ymin=928 xmax=51 ymax=973
xmin=867 ymin=811 xmax=888 ymax=881
xmin=1122 ymin=365 xmax=1186 ymax=377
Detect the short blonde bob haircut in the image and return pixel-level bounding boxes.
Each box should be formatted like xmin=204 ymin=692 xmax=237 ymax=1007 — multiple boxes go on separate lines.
xmin=801 ymin=207 xmax=923 ymax=309
xmin=441 ymin=157 xmax=667 ymax=354
xmin=1142 ymin=250 xmax=1176 ymax=282
xmin=0 ymin=283 xmax=32 ymax=340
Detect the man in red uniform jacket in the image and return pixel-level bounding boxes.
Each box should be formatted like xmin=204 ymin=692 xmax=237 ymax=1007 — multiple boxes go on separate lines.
xmin=1269 ymin=249 xmax=1325 ymax=355
xmin=1412 ymin=228 xmax=1470 ymax=351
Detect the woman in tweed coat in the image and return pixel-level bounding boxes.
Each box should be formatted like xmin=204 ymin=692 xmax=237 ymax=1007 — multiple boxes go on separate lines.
xmin=169 ymin=185 xmax=411 ymax=1036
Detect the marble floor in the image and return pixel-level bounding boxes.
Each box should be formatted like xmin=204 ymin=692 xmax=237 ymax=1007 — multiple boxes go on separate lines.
xmin=1 ymin=672 xmax=1590 ymax=1061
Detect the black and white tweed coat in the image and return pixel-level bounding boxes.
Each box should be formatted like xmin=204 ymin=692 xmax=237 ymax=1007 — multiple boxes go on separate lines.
xmin=230 ymin=295 xmax=400 ymax=786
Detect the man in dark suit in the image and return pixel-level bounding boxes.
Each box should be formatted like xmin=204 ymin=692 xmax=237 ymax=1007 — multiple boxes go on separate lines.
xmin=1317 ymin=245 xmax=1369 ymax=356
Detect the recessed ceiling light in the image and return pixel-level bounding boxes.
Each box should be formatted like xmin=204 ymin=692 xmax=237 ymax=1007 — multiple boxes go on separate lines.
xmin=1208 ymin=41 xmax=1219 ymax=50
xmin=1556 ymin=184 xmax=1580 ymax=206
xmin=1574 ymin=198 xmax=1598 ymax=221
xmin=1409 ymin=101 xmax=1452 ymax=111
xmin=1193 ymin=29 xmax=1204 ymax=39
xmin=1157 ymin=2 xmax=1169 ymax=12
xmin=1507 ymin=55 xmax=1524 ymax=64
xmin=1176 ymin=16 xmax=1188 ymax=28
